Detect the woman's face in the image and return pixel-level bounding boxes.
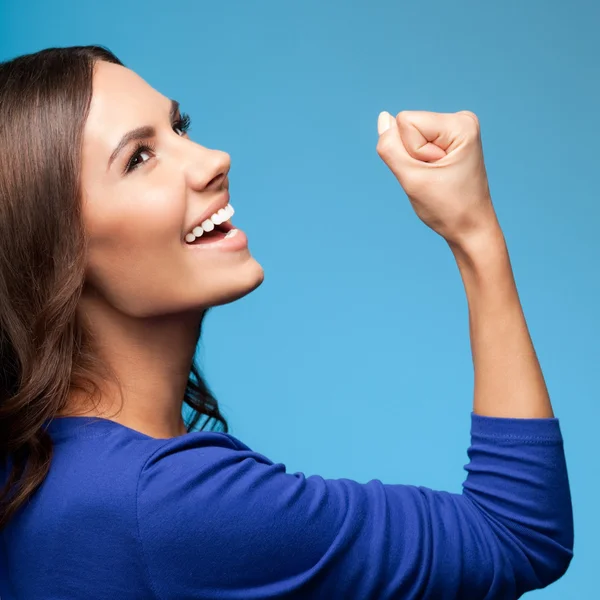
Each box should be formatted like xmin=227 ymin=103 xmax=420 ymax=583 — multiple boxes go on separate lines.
xmin=80 ymin=60 xmax=264 ymax=317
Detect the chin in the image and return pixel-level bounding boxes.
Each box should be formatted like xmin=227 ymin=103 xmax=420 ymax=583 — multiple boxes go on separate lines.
xmin=208 ymin=257 xmax=265 ymax=308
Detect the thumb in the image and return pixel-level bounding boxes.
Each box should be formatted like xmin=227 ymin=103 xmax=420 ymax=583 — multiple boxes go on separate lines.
xmin=376 ymin=111 xmax=410 ymax=176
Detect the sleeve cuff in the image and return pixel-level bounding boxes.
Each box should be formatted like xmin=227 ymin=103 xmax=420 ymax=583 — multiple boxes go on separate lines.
xmin=470 ymin=411 xmax=563 ymax=443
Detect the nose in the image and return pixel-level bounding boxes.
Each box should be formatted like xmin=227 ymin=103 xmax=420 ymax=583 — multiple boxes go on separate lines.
xmin=185 ymin=146 xmax=231 ymax=192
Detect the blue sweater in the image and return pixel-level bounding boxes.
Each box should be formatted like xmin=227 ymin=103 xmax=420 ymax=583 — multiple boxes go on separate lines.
xmin=0 ymin=413 xmax=573 ymax=599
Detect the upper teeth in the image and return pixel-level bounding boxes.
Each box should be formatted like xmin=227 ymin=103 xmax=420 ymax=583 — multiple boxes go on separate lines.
xmin=185 ymin=203 xmax=235 ymax=243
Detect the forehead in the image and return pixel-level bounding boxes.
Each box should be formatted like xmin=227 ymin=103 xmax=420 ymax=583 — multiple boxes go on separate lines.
xmin=84 ymin=61 xmax=168 ymax=157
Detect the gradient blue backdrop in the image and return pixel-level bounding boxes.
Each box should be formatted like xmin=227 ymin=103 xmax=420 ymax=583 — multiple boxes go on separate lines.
xmin=1 ymin=1 xmax=597 ymax=597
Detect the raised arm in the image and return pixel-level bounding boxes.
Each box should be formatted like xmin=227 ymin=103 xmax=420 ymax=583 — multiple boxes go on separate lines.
xmin=375 ymin=108 xmax=573 ymax=590
xmin=376 ymin=109 xmax=553 ymax=419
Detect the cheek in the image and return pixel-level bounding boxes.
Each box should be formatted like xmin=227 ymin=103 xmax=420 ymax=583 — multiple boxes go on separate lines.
xmin=87 ymin=183 xmax=185 ymax=249
xmin=83 ymin=183 xmax=187 ymax=293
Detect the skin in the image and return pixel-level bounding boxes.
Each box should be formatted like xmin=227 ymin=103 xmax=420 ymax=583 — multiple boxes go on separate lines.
xmin=62 ymin=61 xmax=264 ymax=438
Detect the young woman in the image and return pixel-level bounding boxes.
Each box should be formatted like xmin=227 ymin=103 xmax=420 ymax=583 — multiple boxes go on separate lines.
xmin=0 ymin=45 xmax=573 ymax=599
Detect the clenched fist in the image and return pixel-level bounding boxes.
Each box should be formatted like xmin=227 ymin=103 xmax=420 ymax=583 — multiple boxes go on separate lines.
xmin=376 ymin=110 xmax=500 ymax=247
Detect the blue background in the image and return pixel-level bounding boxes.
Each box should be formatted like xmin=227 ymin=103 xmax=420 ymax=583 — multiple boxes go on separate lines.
xmin=1 ymin=1 xmax=598 ymax=596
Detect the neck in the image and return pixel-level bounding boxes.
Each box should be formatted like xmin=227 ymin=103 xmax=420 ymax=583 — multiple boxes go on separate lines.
xmin=63 ymin=292 xmax=206 ymax=439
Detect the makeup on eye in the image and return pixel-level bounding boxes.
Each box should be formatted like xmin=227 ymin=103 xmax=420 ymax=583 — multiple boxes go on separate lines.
xmin=122 ymin=111 xmax=192 ymax=175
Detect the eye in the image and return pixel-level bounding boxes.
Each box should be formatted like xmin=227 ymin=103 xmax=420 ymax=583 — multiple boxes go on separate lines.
xmin=173 ymin=112 xmax=192 ymax=136
xmin=124 ymin=112 xmax=192 ymax=174
xmin=124 ymin=141 xmax=156 ymax=174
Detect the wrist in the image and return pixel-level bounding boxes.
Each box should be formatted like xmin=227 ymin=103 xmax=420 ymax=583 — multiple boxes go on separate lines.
xmin=447 ymin=219 xmax=508 ymax=276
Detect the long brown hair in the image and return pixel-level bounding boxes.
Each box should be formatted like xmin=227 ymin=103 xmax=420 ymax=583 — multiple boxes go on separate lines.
xmin=0 ymin=45 xmax=228 ymax=530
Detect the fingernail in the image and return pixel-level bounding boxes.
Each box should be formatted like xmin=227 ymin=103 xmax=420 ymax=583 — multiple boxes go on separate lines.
xmin=377 ymin=111 xmax=392 ymax=135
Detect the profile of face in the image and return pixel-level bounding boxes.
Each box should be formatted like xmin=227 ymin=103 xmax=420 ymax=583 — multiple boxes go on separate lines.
xmin=81 ymin=61 xmax=264 ymax=319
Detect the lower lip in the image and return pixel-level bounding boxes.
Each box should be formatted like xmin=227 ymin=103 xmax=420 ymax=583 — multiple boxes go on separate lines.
xmin=184 ymin=227 xmax=248 ymax=252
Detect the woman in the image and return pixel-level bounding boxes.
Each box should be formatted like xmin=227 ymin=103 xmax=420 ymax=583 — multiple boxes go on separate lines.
xmin=0 ymin=45 xmax=573 ymax=599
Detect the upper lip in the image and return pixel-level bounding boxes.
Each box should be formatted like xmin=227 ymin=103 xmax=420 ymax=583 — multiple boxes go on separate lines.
xmin=184 ymin=189 xmax=232 ymax=238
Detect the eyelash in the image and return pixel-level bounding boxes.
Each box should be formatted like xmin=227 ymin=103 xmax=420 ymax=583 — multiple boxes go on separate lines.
xmin=124 ymin=112 xmax=192 ymax=174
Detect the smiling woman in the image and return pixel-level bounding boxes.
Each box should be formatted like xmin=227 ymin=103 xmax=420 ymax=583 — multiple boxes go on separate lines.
xmin=0 ymin=45 xmax=573 ymax=600
xmin=0 ymin=44 xmax=265 ymax=519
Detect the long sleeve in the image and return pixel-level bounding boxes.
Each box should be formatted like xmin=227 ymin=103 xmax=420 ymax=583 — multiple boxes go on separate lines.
xmin=136 ymin=413 xmax=573 ymax=600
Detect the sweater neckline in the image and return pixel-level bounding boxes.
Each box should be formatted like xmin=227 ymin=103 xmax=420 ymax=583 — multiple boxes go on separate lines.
xmin=44 ymin=415 xmax=151 ymax=440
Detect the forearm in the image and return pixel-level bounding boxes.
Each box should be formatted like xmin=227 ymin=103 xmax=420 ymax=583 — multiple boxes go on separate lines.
xmin=448 ymin=219 xmax=554 ymax=419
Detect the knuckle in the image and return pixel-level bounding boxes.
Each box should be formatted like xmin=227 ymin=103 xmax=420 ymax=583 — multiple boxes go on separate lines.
xmin=458 ymin=110 xmax=480 ymax=131
xmin=396 ymin=110 xmax=411 ymax=123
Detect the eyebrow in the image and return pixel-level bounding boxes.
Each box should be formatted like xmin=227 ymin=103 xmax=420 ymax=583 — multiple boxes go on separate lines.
xmin=107 ymin=99 xmax=180 ymax=171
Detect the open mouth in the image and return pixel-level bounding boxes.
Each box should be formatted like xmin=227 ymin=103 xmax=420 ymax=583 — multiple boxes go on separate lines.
xmin=186 ymin=222 xmax=230 ymax=245
xmin=184 ymin=203 xmax=235 ymax=245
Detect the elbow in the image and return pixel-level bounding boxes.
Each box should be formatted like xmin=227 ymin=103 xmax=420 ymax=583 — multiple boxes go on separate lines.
xmin=486 ymin=506 xmax=574 ymax=592
xmin=536 ymin=508 xmax=575 ymax=587
xmin=514 ymin=517 xmax=574 ymax=591
xmin=553 ymin=546 xmax=574 ymax=582
xmin=534 ymin=537 xmax=574 ymax=588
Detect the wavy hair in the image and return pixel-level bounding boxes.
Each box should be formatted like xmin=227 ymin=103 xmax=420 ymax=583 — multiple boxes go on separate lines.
xmin=0 ymin=45 xmax=228 ymax=530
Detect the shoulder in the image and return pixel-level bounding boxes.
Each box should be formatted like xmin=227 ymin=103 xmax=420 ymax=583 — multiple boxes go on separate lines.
xmin=136 ymin=429 xmax=278 ymax=503
xmin=134 ymin=430 xmax=341 ymax=597
xmin=139 ymin=429 xmax=271 ymax=474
